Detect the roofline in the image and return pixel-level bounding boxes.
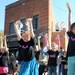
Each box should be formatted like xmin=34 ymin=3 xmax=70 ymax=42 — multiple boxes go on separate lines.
xmin=6 ymin=0 xmax=25 ymax=10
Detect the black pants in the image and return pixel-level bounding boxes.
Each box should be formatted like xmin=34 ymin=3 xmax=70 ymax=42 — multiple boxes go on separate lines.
xmin=39 ymin=64 xmax=46 ymax=75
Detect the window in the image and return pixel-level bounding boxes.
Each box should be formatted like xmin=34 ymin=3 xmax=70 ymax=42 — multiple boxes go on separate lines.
xmin=9 ymin=22 xmax=15 ymax=34
xmin=20 ymin=18 xmax=27 ymax=32
xmin=33 ymin=15 xmax=39 ymax=30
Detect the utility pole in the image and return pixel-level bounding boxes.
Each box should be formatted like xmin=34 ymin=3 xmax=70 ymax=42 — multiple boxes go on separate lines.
xmin=67 ymin=3 xmax=71 ymax=30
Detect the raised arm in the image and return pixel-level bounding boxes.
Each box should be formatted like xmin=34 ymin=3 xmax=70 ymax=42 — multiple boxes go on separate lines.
xmin=67 ymin=3 xmax=71 ymax=31
xmin=4 ymin=36 xmax=8 ymax=52
xmin=14 ymin=20 xmax=21 ymax=40
xmin=29 ymin=18 xmax=35 ymax=38
xmin=0 ymin=36 xmax=3 ymax=48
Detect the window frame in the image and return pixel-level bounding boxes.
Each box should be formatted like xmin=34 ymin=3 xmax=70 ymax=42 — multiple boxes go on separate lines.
xmin=33 ymin=15 xmax=40 ymax=31
xmin=9 ymin=21 xmax=15 ymax=34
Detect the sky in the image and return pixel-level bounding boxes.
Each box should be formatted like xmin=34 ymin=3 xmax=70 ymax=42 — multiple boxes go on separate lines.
xmin=0 ymin=0 xmax=75 ymax=31
xmin=53 ymin=0 xmax=75 ymax=28
xmin=0 ymin=0 xmax=16 ymax=31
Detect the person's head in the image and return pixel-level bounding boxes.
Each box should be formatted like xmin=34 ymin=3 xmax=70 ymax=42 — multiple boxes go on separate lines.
xmin=60 ymin=47 xmax=62 ymax=49
xmin=21 ymin=31 xmax=31 ymax=42
xmin=51 ymin=45 xmax=55 ymax=51
xmin=60 ymin=47 xmax=62 ymax=51
xmin=70 ymin=23 xmax=75 ymax=34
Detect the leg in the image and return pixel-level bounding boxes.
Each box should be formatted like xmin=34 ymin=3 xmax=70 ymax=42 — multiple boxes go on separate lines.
xmin=39 ymin=65 xmax=45 ymax=75
xmin=53 ymin=66 xmax=57 ymax=75
xmin=58 ymin=64 xmax=61 ymax=75
xmin=39 ymin=65 xmax=43 ymax=75
xmin=68 ymin=56 xmax=75 ymax=75
xmin=61 ymin=64 xmax=65 ymax=75
xmin=48 ymin=66 xmax=53 ymax=75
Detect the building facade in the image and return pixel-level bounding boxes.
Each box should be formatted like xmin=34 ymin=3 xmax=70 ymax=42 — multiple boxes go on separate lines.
xmin=4 ymin=0 xmax=55 ymax=48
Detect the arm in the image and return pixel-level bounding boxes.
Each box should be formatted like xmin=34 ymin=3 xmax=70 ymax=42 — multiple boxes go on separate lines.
xmin=4 ymin=36 xmax=8 ymax=52
xmin=67 ymin=3 xmax=71 ymax=31
xmin=14 ymin=20 xmax=21 ymax=40
xmin=30 ymin=22 xmax=37 ymax=49
xmin=0 ymin=36 xmax=3 ymax=48
xmin=29 ymin=18 xmax=35 ymax=38
xmin=27 ymin=18 xmax=36 ymax=49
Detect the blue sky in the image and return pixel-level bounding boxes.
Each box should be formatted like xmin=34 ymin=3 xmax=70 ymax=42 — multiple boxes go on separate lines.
xmin=53 ymin=0 xmax=75 ymax=26
xmin=0 ymin=0 xmax=75 ymax=31
xmin=0 ymin=0 xmax=16 ymax=31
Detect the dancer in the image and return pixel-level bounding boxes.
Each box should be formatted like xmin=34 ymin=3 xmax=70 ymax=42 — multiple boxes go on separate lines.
xmin=35 ymin=42 xmax=48 ymax=75
xmin=14 ymin=18 xmax=39 ymax=75
xmin=47 ymin=46 xmax=59 ymax=75
xmin=67 ymin=23 xmax=75 ymax=75
xmin=67 ymin=3 xmax=75 ymax=75
xmin=0 ymin=36 xmax=9 ymax=75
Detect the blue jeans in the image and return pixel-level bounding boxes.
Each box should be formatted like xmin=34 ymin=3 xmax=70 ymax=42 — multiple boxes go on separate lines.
xmin=58 ymin=64 xmax=65 ymax=75
xmin=68 ymin=56 xmax=75 ymax=75
xmin=48 ymin=66 xmax=57 ymax=75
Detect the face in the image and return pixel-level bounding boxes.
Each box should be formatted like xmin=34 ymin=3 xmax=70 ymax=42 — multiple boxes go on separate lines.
xmin=22 ymin=31 xmax=31 ymax=42
xmin=72 ymin=27 xmax=75 ymax=34
xmin=51 ymin=45 xmax=55 ymax=51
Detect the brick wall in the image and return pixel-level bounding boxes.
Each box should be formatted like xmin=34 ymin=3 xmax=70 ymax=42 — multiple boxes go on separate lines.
xmin=4 ymin=0 xmax=49 ymax=34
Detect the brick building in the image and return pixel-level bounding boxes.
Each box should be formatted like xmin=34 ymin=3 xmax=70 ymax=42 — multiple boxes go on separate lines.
xmin=4 ymin=0 xmax=55 ymax=49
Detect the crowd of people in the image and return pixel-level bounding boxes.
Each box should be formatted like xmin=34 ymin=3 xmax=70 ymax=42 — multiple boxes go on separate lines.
xmin=35 ymin=42 xmax=67 ymax=75
xmin=0 ymin=19 xmax=75 ymax=75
